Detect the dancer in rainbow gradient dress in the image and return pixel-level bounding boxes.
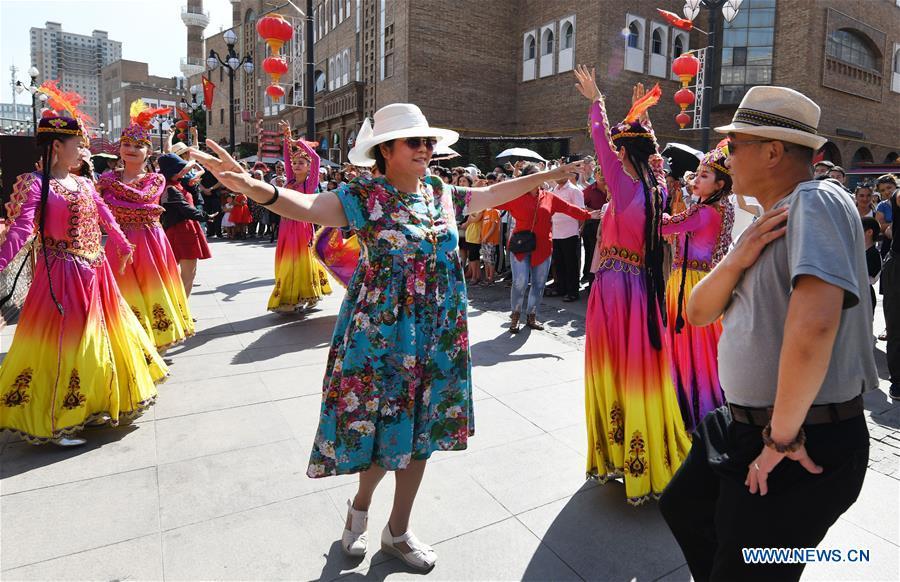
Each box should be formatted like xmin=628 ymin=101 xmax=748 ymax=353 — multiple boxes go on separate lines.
xmin=0 ymin=112 xmax=166 ymax=446
xmin=662 ymin=143 xmax=734 ymax=432
xmin=98 ymin=101 xmax=194 ymax=351
xmin=574 ymin=66 xmax=691 ymax=504
xmin=267 ymin=121 xmax=332 ymax=312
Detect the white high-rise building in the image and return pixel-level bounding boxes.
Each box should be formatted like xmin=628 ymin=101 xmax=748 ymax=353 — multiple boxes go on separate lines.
xmin=29 ymin=22 xmax=122 ymax=123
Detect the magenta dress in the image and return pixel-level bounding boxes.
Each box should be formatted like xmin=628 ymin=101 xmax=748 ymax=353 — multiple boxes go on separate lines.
xmin=661 ymin=201 xmax=734 ymax=432
xmin=583 ymin=98 xmax=691 ymax=504
xmin=98 ymin=171 xmax=194 ymax=350
xmin=0 ymin=173 xmax=167 ymax=442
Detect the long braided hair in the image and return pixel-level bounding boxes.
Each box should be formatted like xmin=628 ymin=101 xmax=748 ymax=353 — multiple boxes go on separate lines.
xmin=617 ymin=135 xmax=667 ymax=350
xmin=36 ymin=133 xmax=68 ymax=315
xmin=673 ymin=165 xmax=732 ymax=333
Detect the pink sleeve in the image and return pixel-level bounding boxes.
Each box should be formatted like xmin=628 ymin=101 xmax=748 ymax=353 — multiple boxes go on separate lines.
xmin=89 ymin=179 xmax=134 ymax=259
xmin=0 ymin=173 xmax=40 ymax=271
xmin=661 ymin=204 xmax=709 ymax=236
xmin=589 ymin=99 xmax=637 ymax=210
xmin=284 ymin=138 xmax=321 ymax=194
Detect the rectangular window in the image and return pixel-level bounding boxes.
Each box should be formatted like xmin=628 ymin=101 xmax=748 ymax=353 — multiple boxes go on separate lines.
xmin=220 ymin=108 xmax=224 ymax=124
xmin=384 ymin=53 xmax=394 ymax=78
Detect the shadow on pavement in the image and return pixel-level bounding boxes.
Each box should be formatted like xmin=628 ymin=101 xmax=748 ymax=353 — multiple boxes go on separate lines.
xmin=470 ymin=330 xmax=563 ymax=368
xmin=231 ymin=315 xmax=337 ymax=365
xmin=521 ymin=481 xmax=688 ymax=582
xmin=0 ymin=423 xmax=139 ymax=478
xmin=191 ymin=277 xmax=275 ymax=301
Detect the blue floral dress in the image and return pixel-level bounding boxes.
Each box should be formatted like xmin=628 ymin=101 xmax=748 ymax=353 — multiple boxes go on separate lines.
xmin=307 ymin=176 xmax=474 ymax=477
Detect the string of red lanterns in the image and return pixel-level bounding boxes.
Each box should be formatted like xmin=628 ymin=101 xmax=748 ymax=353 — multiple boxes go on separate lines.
xmin=671 ymin=51 xmax=701 ymax=129
xmin=256 ymin=14 xmax=293 ymax=102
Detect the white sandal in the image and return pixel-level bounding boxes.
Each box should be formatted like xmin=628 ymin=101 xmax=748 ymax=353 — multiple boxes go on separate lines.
xmin=341 ymin=499 xmax=368 ymax=557
xmin=380 ymin=524 xmax=437 ymax=571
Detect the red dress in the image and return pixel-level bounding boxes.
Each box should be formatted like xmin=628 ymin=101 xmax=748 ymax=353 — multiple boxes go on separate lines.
xmin=229 ymin=194 xmax=253 ymax=224
xmin=165 ymin=189 xmax=212 ymax=261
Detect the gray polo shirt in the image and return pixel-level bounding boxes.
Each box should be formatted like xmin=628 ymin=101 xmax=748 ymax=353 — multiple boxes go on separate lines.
xmin=718 ymin=179 xmax=879 ymax=407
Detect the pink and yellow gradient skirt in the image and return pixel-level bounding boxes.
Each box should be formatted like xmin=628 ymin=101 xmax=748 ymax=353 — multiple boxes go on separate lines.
xmin=267 ymin=218 xmax=332 ymax=312
xmin=665 ymin=266 xmax=725 ymax=433
xmin=0 ymin=251 xmax=167 ymax=443
xmin=584 ymin=265 xmax=692 ymax=504
xmin=108 ymin=225 xmax=194 ymax=351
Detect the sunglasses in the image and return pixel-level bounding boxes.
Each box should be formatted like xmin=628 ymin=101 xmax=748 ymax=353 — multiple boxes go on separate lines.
xmin=403 ymin=137 xmax=438 ymax=150
xmin=728 ymin=138 xmax=773 ymax=154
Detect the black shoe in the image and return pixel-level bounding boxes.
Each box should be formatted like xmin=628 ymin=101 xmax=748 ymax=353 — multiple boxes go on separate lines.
xmin=890 ymin=383 xmax=900 ymax=399
xmin=580 ymin=274 xmax=594 ymax=284
xmin=562 ymin=294 xmax=578 ymax=302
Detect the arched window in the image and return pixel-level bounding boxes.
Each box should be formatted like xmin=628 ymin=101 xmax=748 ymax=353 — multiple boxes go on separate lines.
xmin=827 ymin=29 xmax=878 ymax=70
xmin=562 ymin=22 xmax=574 ymax=50
xmin=543 ymin=29 xmax=554 ymax=56
xmin=884 ymin=152 xmax=898 ymax=163
xmin=652 ymin=29 xmax=663 ymax=55
xmin=673 ymin=35 xmax=684 ymax=58
xmin=819 ymin=142 xmax=842 ymax=167
xmin=627 ymin=22 xmax=640 ymax=49
xmin=314 ymin=70 xmax=326 ymax=92
xmin=852 ymin=147 xmax=874 ymax=165
xmin=526 ymin=35 xmax=536 ymax=60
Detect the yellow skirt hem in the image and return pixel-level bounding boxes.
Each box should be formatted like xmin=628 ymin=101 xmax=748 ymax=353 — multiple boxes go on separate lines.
xmin=2 ymin=396 xmax=157 ymax=445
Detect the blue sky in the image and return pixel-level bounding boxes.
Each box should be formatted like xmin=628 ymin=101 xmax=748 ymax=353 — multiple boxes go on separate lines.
xmin=0 ymin=0 xmax=235 ymax=103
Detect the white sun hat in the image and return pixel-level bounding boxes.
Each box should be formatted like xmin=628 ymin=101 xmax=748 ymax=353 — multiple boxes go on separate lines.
xmin=347 ymin=103 xmax=459 ymax=167
xmin=715 ymin=86 xmax=827 ymax=150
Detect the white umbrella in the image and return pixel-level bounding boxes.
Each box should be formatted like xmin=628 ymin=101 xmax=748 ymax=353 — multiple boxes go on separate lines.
xmin=661 ymin=142 xmax=704 ymax=179
xmin=495 ymin=147 xmax=547 ymax=163
xmin=431 ymin=144 xmax=460 ymax=161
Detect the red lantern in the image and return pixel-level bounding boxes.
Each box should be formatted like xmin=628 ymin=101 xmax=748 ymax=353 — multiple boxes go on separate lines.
xmin=175 ymin=120 xmax=190 ymax=130
xmin=673 ymin=88 xmax=695 ymax=113
xmin=257 ymin=14 xmax=293 ymax=56
xmin=675 ymin=112 xmax=692 ymax=129
xmin=263 ymin=56 xmax=289 ymax=84
xmin=672 ymin=53 xmax=701 ymax=88
xmin=266 ymin=84 xmax=285 ymax=101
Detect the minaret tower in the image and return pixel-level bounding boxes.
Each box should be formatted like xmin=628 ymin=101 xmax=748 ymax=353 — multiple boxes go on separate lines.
xmin=181 ymin=0 xmax=209 ymax=78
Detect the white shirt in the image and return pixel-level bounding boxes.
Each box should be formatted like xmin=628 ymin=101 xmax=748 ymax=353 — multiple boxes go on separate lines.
xmin=551 ymin=181 xmax=585 ymax=239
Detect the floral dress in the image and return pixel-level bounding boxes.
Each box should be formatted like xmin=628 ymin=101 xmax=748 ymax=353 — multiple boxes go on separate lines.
xmin=307 ymin=176 xmax=473 ymax=477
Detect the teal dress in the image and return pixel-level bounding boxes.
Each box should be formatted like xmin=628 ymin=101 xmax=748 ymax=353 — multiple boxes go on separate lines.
xmin=307 ymin=177 xmax=474 ymax=477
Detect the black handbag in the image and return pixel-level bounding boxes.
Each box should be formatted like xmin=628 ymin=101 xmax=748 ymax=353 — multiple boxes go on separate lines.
xmin=0 ymin=235 xmax=36 ymax=327
xmin=507 ymin=197 xmax=540 ymax=254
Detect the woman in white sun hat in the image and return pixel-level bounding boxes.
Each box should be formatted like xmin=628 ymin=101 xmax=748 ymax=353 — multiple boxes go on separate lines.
xmin=191 ymin=102 xmax=585 ymax=571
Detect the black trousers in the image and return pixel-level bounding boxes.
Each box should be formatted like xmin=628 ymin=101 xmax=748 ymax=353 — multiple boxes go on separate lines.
xmin=659 ymin=407 xmax=869 ymax=582
xmin=582 ymin=219 xmax=600 ymax=278
xmin=882 ymin=253 xmax=900 ymax=383
xmin=551 ymin=235 xmax=581 ymax=297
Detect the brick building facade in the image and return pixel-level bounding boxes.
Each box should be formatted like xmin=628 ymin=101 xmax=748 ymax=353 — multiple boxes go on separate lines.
xmin=192 ymin=0 xmax=899 ymax=170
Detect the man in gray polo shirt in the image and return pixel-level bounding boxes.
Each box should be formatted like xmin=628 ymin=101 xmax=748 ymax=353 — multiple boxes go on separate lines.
xmin=659 ymin=87 xmax=877 ymax=582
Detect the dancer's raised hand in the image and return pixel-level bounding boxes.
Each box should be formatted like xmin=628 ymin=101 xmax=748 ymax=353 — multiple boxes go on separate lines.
xmin=544 ymin=160 xmax=586 ymax=183
xmin=574 ymin=65 xmax=600 ymax=101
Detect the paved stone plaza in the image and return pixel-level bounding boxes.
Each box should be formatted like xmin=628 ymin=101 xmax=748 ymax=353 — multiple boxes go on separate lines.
xmin=1 ymin=239 xmax=897 ymax=581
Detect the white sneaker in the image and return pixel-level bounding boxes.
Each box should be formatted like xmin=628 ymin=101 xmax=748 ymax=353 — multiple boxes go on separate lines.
xmin=341 ymin=499 xmax=368 ymax=557
xmin=51 ymin=436 xmax=86 ymax=447
xmin=380 ymin=524 xmax=437 ymax=571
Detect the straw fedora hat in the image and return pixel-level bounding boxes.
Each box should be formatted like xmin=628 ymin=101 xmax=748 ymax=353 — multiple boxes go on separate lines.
xmin=348 ymin=103 xmax=458 ymax=167
xmin=715 ymin=86 xmax=827 ymax=150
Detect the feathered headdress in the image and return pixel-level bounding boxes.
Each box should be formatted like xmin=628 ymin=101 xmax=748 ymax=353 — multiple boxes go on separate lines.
xmin=610 ymin=84 xmax=662 ymax=143
xmin=121 ymin=99 xmax=172 ymax=146
xmin=39 ymin=80 xmax=94 ymax=124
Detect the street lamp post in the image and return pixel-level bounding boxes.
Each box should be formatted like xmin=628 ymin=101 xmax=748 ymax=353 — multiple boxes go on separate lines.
xmin=207 ymin=30 xmax=254 ymax=155
xmin=686 ymin=0 xmax=743 ymax=151
xmin=306 ymin=0 xmax=315 ymax=140
xmin=14 ymin=66 xmax=46 ymax=135
xmin=181 ymin=85 xmax=204 ymax=146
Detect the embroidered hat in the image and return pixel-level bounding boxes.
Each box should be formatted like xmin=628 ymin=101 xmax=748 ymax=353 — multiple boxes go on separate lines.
xmin=715 ymin=86 xmax=827 ymax=150
xmin=700 ymin=140 xmax=730 ymax=176
xmin=122 ymin=100 xmax=172 ymax=147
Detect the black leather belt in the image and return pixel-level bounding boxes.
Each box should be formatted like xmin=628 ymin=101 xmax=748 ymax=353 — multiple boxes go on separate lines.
xmin=728 ymin=395 xmax=863 ymax=427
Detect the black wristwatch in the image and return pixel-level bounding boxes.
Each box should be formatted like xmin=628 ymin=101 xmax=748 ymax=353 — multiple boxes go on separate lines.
xmin=260 ymin=184 xmax=280 ymax=206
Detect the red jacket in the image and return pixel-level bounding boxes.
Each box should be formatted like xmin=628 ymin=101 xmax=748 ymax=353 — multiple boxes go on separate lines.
xmin=498 ymin=190 xmax=591 ymax=266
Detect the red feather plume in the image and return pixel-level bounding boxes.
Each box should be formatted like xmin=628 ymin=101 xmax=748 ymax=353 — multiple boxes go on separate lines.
xmin=38 ymin=80 xmax=95 ymax=124
xmin=623 ymin=84 xmax=662 ymax=124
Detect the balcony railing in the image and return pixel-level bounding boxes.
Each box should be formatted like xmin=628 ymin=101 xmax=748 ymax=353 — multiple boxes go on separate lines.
xmin=181 ymin=5 xmax=210 ymax=28
xmin=180 ymin=56 xmax=206 ymax=77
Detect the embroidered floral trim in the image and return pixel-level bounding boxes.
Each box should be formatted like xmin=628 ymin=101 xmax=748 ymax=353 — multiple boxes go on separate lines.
xmin=625 ymin=430 xmax=648 ymax=478
xmin=61 ymin=369 xmax=86 ymax=409
xmin=151 ymin=303 xmax=172 ymax=332
xmin=2 ymin=368 xmax=33 ymax=407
